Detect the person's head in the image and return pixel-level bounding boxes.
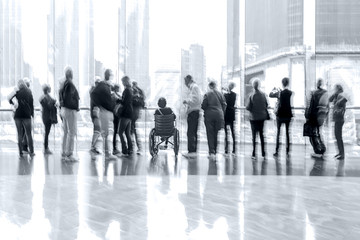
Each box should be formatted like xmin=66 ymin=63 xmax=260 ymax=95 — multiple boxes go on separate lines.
xmin=64 ymin=66 xmax=73 ymax=81
xmin=208 ymin=81 xmax=217 ymax=90
xmin=132 ymin=81 xmax=138 ymax=88
xmin=104 ymin=69 xmax=112 ymax=81
xmin=23 ymin=77 xmax=31 ymax=88
xmin=42 ymin=84 xmax=51 ymax=94
xmin=158 ymin=97 xmax=167 ymax=108
xmin=317 ymin=78 xmax=323 ymax=89
xmin=228 ymin=82 xmax=235 ymax=91
xmin=121 ymin=76 xmax=131 ymax=88
xmin=17 ymin=79 xmax=26 ymax=89
xmin=94 ymin=76 xmax=101 ymax=86
xmin=334 ymin=84 xmax=343 ymax=93
xmin=113 ymin=84 xmax=120 ymax=92
xmin=252 ymin=78 xmax=260 ymax=90
xmin=282 ymin=77 xmax=289 ymax=88
xmin=184 ymin=75 xmax=194 ymax=88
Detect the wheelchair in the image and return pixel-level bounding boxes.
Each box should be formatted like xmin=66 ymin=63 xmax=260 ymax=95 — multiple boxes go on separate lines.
xmin=149 ymin=114 xmax=180 ymax=157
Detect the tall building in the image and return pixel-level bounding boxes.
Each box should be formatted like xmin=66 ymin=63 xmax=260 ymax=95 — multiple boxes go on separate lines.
xmin=227 ymin=0 xmax=240 ymax=73
xmin=0 ymin=0 xmax=24 ymax=107
xmin=121 ymin=0 xmax=150 ymax=97
xmin=181 ymin=44 xmax=206 ymax=92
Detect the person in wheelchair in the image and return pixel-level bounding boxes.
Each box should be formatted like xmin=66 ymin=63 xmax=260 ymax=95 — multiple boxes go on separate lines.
xmin=154 ymin=97 xmax=176 ymax=149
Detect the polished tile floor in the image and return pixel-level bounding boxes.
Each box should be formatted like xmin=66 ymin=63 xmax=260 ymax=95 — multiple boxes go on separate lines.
xmin=0 ymin=142 xmax=360 ymax=239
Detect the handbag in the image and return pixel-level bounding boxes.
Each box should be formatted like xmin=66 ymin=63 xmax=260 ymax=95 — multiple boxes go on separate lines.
xmin=114 ymin=103 xmax=124 ymax=117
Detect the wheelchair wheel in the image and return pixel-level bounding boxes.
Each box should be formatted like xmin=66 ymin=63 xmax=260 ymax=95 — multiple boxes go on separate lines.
xmin=149 ymin=128 xmax=157 ymax=156
xmin=173 ymin=129 xmax=180 ymax=156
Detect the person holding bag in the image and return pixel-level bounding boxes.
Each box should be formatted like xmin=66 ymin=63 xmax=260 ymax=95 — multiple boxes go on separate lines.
xmin=269 ymin=77 xmax=293 ymax=158
xmin=246 ymin=78 xmax=269 ymax=160
xmin=304 ymin=78 xmax=328 ymax=158
xmin=201 ymin=81 xmax=227 ymax=161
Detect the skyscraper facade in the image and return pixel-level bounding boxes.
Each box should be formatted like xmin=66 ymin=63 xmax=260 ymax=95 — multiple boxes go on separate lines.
xmin=181 ymin=44 xmax=206 ymax=92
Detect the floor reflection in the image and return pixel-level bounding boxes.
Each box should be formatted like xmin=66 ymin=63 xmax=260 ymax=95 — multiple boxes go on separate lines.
xmin=1 ymin=142 xmax=360 ymax=177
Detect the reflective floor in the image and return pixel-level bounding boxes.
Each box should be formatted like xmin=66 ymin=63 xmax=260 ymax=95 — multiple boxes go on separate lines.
xmin=1 ymin=142 xmax=360 ymax=239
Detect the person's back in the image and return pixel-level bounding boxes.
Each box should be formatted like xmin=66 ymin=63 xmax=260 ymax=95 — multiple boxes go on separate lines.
xmin=60 ymin=79 xmax=79 ymax=110
xmin=247 ymin=90 xmax=268 ymax=121
xmin=91 ymin=81 xmax=114 ymax=112
xmin=202 ymin=89 xmax=226 ymax=120
xmin=13 ymin=87 xmax=34 ymax=119
xmin=277 ymin=88 xmax=293 ymax=119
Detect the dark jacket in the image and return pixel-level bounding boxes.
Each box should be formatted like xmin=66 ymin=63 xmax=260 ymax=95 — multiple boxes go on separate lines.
xmin=224 ymin=91 xmax=236 ymax=122
xmin=120 ymin=87 xmax=133 ymax=119
xmin=201 ymin=89 xmax=227 ymax=121
xmin=305 ymin=88 xmax=328 ymax=124
xmin=9 ymin=87 xmax=34 ymax=119
xmin=270 ymin=88 xmax=293 ymax=119
xmin=154 ymin=107 xmax=176 ymax=119
xmin=40 ymin=94 xmax=56 ymax=123
xmin=329 ymin=92 xmax=347 ymax=122
xmin=246 ymin=90 xmax=268 ymax=121
xmin=59 ymin=79 xmax=79 ymax=110
xmin=90 ymin=81 xmax=115 ymax=112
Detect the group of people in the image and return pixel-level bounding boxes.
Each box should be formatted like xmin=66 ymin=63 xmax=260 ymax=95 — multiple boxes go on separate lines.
xmin=8 ymin=69 xmax=347 ymax=162
xmin=8 ymin=67 xmax=145 ymax=161
xmin=246 ymin=77 xmax=347 ymax=161
xmin=182 ymin=75 xmax=237 ymax=161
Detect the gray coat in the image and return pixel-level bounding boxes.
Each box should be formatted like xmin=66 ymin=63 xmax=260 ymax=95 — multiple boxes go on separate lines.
xmin=246 ymin=90 xmax=268 ymax=121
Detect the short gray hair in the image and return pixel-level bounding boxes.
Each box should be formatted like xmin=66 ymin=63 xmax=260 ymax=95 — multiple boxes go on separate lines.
xmin=252 ymin=78 xmax=260 ymax=90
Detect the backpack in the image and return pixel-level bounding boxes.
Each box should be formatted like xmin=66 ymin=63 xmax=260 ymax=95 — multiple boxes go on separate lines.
xmin=316 ymin=91 xmax=329 ymax=126
xmin=132 ymin=87 xmax=145 ymax=108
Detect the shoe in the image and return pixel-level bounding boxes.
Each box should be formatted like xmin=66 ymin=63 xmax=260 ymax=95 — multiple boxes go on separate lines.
xmin=90 ymin=148 xmax=100 ymax=154
xmin=182 ymin=152 xmax=197 ymax=159
xmin=251 ymin=154 xmax=256 ymax=160
xmin=113 ymin=149 xmax=121 ymax=155
xmin=105 ymin=154 xmax=118 ymax=161
xmin=66 ymin=155 xmax=78 ymax=162
xmin=44 ymin=149 xmax=53 ymax=155
xmin=335 ymin=155 xmax=344 ymax=160
xmin=311 ymin=153 xmax=323 ymax=158
xmin=208 ymin=154 xmax=216 ymax=161
xmin=29 ymin=152 xmax=35 ymax=158
xmin=61 ymin=152 xmax=67 ymax=159
xmin=273 ymin=152 xmax=279 ymax=158
xmin=137 ymin=150 xmax=142 ymax=155
xmin=334 ymin=153 xmax=340 ymax=158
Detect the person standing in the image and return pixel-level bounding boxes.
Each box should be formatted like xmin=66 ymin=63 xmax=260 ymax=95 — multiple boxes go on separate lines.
xmin=329 ymin=84 xmax=347 ymax=160
xmin=59 ymin=67 xmax=80 ymax=161
xmin=269 ymin=77 xmax=293 ymax=158
xmin=305 ymin=78 xmax=328 ymax=158
xmin=201 ymin=81 xmax=227 ymax=161
xmin=8 ymin=79 xmax=35 ymax=157
xmin=246 ymin=79 xmax=269 ymax=160
xmin=224 ymin=82 xmax=237 ymax=154
xmin=183 ymin=75 xmax=202 ymax=158
xmin=112 ymin=84 xmax=122 ymax=155
xmin=91 ymin=69 xmax=117 ymax=160
xmin=39 ymin=84 xmax=57 ymax=154
xmin=132 ymin=81 xmax=145 ymax=154
xmin=119 ymin=76 xmax=133 ymax=155
xmin=90 ymin=77 xmax=102 ymax=154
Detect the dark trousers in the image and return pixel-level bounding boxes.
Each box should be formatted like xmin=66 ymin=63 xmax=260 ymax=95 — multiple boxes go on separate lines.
xmin=44 ymin=121 xmax=52 ymax=150
xmin=334 ymin=121 xmax=345 ymax=157
xmin=205 ymin=118 xmax=222 ymax=154
xmin=275 ymin=118 xmax=291 ymax=154
xmin=250 ymin=120 xmax=266 ymax=157
xmin=131 ymin=118 xmax=141 ymax=150
xmin=119 ymin=117 xmax=133 ymax=154
xmin=187 ymin=110 xmax=200 ymax=153
xmin=15 ymin=118 xmax=34 ymax=154
xmin=113 ymin=116 xmax=120 ymax=150
xmin=224 ymin=121 xmax=235 ymax=153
